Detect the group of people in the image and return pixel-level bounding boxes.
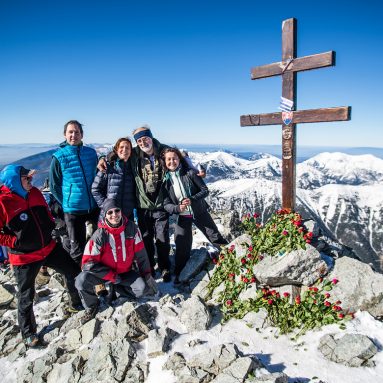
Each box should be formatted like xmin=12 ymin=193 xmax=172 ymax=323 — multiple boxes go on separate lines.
xmin=0 ymin=120 xmax=227 ymax=348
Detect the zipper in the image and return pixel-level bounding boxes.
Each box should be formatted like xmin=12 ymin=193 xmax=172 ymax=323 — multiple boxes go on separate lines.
xmin=28 ymin=197 xmax=45 ymax=248
xmin=77 ymin=146 xmax=93 ymax=212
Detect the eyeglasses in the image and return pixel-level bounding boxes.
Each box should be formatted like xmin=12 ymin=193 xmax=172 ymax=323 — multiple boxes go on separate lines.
xmin=106 ymin=208 xmax=121 ymax=215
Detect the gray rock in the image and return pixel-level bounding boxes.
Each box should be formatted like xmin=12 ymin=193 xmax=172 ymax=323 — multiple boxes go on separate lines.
xmin=46 ymin=355 xmax=84 ymax=383
xmin=65 ymin=328 xmax=82 ymax=350
xmin=253 ymin=244 xmax=330 ymax=286
xmin=147 ymin=327 xmax=179 ymax=358
xmin=48 ymin=273 xmax=66 ymax=291
xmin=123 ymin=363 xmax=147 ymax=383
xmin=81 ymin=318 xmax=99 ymax=344
xmin=327 ymin=257 xmax=383 ymax=317
xmin=179 ymin=247 xmax=209 ymax=283
xmin=99 ymin=318 xmax=117 ymax=342
xmin=221 ymin=356 xmax=256 ymax=380
xmin=180 ymin=295 xmax=211 ymax=332
xmin=318 ymin=333 xmax=378 ymax=367
xmin=0 ymin=284 xmax=14 ymax=307
xmin=163 ymin=352 xmax=187 ymax=375
xmin=210 ymin=374 xmax=241 ymax=383
xmin=248 ymin=372 xmax=289 ymax=382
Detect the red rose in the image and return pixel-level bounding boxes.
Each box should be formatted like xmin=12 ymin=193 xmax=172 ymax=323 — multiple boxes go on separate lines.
xmin=338 ymin=313 xmax=344 ymax=319
xmin=324 ymin=301 xmax=331 ymax=307
xmin=332 ymin=278 xmax=339 ymax=285
xmin=226 ymin=300 xmax=233 ymax=306
xmin=283 ymin=292 xmax=290 ymax=298
xmin=324 ymin=293 xmax=331 ymax=299
xmin=295 ymin=296 xmax=301 ymax=305
xmin=267 ymin=299 xmax=273 ymax=305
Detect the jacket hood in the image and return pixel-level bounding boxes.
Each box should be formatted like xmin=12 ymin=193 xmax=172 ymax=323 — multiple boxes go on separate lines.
xmin=0 ymin=164 xmax=28 ymax=199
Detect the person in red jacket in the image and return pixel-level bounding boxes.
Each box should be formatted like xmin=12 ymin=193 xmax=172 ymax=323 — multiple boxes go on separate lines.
xmin=75 ymin=199 xmax=157 ymax=324
xmin=0 ymin=165 xmax=82 ymax=348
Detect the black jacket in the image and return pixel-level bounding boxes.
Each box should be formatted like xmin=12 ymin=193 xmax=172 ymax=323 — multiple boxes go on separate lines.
xmin=162 ymin=166 xmax=210 ymax=217
xmin=91 ymin=157 xmax=136 ymax=219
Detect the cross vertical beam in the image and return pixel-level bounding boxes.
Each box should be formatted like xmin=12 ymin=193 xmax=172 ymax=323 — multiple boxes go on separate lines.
xmin=281 ymin=18 xmax=297 ymax=210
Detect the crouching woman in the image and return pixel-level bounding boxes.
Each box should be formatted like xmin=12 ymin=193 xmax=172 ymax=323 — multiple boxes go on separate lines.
xmin=75 ymin=199 xmax=157 ymax=324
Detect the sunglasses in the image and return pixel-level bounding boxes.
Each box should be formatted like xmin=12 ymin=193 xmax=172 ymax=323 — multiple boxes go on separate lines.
xmin=106 ymin=208 xmax=121 ymax=215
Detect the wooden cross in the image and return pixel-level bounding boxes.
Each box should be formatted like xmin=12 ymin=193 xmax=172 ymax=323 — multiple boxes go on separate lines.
xmin=240 ymin=18 xmax=351 ymax=210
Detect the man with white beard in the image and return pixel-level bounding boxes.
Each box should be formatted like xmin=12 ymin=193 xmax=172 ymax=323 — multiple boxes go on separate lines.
xmin=98 ymin=126 xmax=171 ymax=281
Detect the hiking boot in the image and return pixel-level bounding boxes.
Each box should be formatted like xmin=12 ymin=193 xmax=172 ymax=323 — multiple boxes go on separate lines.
xmin=161 ymin=269 xmax=171 ymax=283
xmin=24 ymin=334 xmax=45 ymax=349
xmin=67 ymin=303 xmax=84 ymax=313
xmin=95 ymin=283 xmax=107 ymax=297
xmin=80 ymin=305 xmax=99 ymax=325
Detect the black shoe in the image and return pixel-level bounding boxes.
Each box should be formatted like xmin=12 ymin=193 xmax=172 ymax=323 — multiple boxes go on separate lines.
xmin=80 ymin=305 xmax=99 ymax=325
xmin=161 ymin=269 xmax=171 ymax=283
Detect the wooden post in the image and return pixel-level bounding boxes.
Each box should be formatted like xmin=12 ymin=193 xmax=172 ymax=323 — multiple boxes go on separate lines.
xmin=240 ymin=18 xmax=351 ymax=210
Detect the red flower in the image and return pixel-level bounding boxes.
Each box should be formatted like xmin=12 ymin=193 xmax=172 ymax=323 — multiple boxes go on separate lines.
xmin=243 ymin=277 xmax=249 ymax=283
xmin=324 ymin=301 xmax=331 ymax=307
xmin=312 ymin=287 xmax=318 ymax=292
xmin=241 ymin=258 xmax=246 ymax=264
xmin=267 ymin=299 xmax=273 ymax=305
xmin=324 ymin=293 xmax=331 ymax=299
xmin=338 ymin=313 xmax=344 ymax=319
xmin=259 ymin=255 xmax=264 ymax=261
xmin=250 ymin=277 xmax=256 ymax=283
xmin=212 ymin=258 xmax=218 ymax=264
xmin=247 ymin=253 xmax=252 ymax=259
xmin=228 ymin=273 xmax=235 ymax=280
xmin=220 ymin=255 xmax=225 ymax=260
xmin=332 ymin=278 xmax=339 ymax=285
xmin=253 ymin=213 xmax=259 ymax=218
xmin=335 ymin=300 xmax=342 ymax=304
xmin=226 ymin=300 xmax=233 ymax=306
xmin=295 ymin=296 xmax=301 ymax=305
xmin=248 ymin=246 xmax=253 ymax=252
xmin=283 ymin=292 xmax=290 ymax=298
xmin=282 ymin=230 xmax=288 ymax=236
xmin=305 ymin=239 xmax=311 ymax=244
xmin=298 ymin=227 xmax=304 ymax=233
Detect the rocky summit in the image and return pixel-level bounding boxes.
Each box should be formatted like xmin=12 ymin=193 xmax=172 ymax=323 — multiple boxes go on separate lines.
xmin=0 ymin=219 xmax=383 ymax=383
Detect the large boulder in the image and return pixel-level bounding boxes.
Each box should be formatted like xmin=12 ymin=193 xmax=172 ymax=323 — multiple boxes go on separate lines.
xmin=318 ymin=333 xmax=378 ymax=367
xmin=253 ymin=244 xmax=331 ymax=286
xmin=180 ymin=295 xmax=212 ymax=332
xmin=328 ymin=256 xmax=383 ymax=317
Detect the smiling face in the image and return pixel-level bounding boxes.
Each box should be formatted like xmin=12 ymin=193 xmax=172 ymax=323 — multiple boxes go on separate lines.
xmin=117 ymin=140 xmax=131 ymax=161
xmin=105 ymin=208 xmax=122 ymax=225
xmin=136 ymin=136 xmax=153 ymax=155
xmin=164 ymin=151 xmax=180 ymax=171
xmin=64 ymin=123 xmax=83 ymax=146
xmin=21 ymin=175 xmax=33 ymax=192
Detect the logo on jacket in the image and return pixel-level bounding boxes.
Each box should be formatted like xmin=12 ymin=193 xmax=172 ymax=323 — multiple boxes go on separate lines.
xmin=20 ymin=213 xmax=29 ymax=221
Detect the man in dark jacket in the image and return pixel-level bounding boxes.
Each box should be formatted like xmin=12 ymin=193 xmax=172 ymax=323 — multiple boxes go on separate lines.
xmin=0 ymin=165 xmax=82 ymax=348
xmin=49 ymin=120 xmax=99 ymax=264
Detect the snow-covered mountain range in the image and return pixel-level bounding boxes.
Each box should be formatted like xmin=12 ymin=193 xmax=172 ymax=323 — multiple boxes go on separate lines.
xmin=2 ymin=148 xmax=382 ymax=272
xmin=188 ymin=151 xmax=383 ymax=271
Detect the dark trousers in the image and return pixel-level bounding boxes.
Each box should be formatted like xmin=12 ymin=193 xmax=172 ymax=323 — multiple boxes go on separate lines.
xmin=64 ymin=209 xmax=99 ymax=265
xmin=75 ymin=270 xmax=145 ymax=309
xmin=13 ymin=243 xmax=81 ymax=339
xmin=174 ymin=211 xmax=228 ymax=276
xmin=137 ymin=208 xmax=170 ymax=272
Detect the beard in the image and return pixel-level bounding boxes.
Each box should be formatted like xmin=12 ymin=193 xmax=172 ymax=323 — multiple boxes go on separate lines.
xmin=140 ymin=143 xmax=153 ymax=154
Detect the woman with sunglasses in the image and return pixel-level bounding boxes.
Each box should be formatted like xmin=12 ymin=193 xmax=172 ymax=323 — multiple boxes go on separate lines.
xmin=92 ymin=137 xmax=136 ymax=221
xmin=75 ymin=199 xmax=157 ymax=324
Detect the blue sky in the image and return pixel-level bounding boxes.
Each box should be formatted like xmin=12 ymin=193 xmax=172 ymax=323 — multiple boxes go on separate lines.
xmin=0 ymin=0 xmax=382 ymax=147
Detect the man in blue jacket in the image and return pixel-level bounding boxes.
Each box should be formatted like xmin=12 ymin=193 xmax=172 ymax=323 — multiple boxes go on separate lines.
xmin=49 ymin=120 xmax=99 ymax=265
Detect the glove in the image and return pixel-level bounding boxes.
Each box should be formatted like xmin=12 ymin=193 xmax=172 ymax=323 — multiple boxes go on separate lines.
xmin=145 ymin=275 xmax=158 ymax=295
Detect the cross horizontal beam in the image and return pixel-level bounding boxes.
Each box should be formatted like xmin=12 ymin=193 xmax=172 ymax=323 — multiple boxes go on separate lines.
xmin=251 ymin=51 xmax=335 ymax=80
xmin=240 ymin=106 xmax=351 ymax=126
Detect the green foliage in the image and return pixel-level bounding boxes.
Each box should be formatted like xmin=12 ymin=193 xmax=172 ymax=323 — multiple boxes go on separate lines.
xmin=206 ymin=210 xmax=353 ymax=335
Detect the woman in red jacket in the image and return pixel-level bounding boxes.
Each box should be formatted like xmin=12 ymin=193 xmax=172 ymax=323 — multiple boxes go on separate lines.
xmin=0 ymin=165 xmax=81 ymax=348
xmin=75 ymin=199 xmax=157 ymax=324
